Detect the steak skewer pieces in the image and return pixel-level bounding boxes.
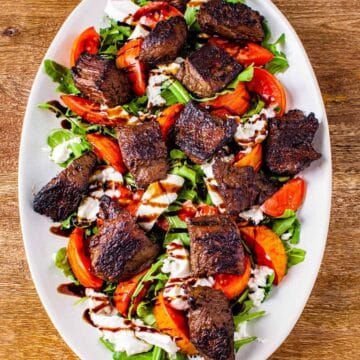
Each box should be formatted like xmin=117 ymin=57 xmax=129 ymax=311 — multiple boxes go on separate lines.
xmin=72 ymin=53 xmax=131 ymax=107
xmin=188 ymin=286 xmax=235 ymax=360
xmin=176 ymin=43 xmax=243 ymax=98
xmin=197 ymin=0 xmax=265 ymax=43
xmin=140 ymin=16 xmax=188 ymax=67
xmin=264 ymin=110 xmax=321 ymax=175
xmin=89 ymin=197 xmax=159 ymax=282
xmin=33 ymin=152 xmax=97 ymax=222
xmin=117 ymin=121 xmax=169 ymax=188
xmin=174 ymin=101 xmax=237 ymax=164
xmin=188 ymin=215 xmax=245 ymax=277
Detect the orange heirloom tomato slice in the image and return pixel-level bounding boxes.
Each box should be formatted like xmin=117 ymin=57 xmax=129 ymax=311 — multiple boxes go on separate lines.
xmin=234 ymin=143 xmax=263 ymax=172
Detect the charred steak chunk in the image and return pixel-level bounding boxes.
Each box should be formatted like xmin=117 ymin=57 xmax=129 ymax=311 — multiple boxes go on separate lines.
xmin=176 ymin=43 xmax=242 ymax=98
xmin=188 ymin=286 xmax=235 ymax=360
xmin=117 ymin=121 xmax=168 ymax=188
xmin=33 ymin=152 xmax=97 ymax=222
xmin=89 ymin=200 xmax=159 ymax=282
xmin=98 ymin=195 xmax=123 ymax=220
xmin=188 ymin=215 xmax=245 ymax=277
xmin=140 ymin=16 xmax=188 ymax=67
xmin=213 ymin=158 xmax=279 ymax=214
xmin=197 ymin=0 xmax=265 ymax=43
xmin=174 ymin=101 xmax=236 ymax=164
xmin=264 ymin=110 xmax=321 ymax=175
xmin=72 ymin=53 xmax=130 ymax=107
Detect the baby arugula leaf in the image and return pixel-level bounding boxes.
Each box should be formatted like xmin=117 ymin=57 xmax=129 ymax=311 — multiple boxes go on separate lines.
xmin=53 ymin=247 xmax=79 ymax=284
xmin=235 ymin=336 xmax=257 ymax=351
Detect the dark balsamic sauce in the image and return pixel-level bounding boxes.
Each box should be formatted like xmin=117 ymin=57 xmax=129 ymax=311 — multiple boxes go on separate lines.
xmin=50 ymin=225 xmax=72 ymax=237
xmin=57 ymin=283 xmax=86 ymax=297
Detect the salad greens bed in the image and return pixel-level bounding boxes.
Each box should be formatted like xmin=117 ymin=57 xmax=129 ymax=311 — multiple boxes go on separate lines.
xmin=39 ymin=2 xmax=307 ymax=359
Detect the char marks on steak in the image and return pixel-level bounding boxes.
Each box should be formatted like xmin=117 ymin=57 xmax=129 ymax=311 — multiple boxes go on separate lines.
xmin=72 ymin=53 xmax=130 ymax=107
xmin=33 ymin=152 xmax=97 ymax=222
xmin=197 ymin=0 xmax=265 ymax=43
xmin=89 ymin=197 xmax=159 ymax=282
xmin=140 ymin=16 xmax=187 ymax=67
xmin=117 ymin=121 xmax=168 ymax=188
xmin=188 ymin=215 xmax=245 ymax=277
xmin=213 ymin=158 xmax=279 ymax=214
xmin=188 ymin=286 xmax=235 ymax=360
xmin=264 ymin=110 xmax=321 ymax=175
xmin=176 ymin=43 xmax=242 ymax=98
xmin=174 ymin=101 xmax=237 ymax=164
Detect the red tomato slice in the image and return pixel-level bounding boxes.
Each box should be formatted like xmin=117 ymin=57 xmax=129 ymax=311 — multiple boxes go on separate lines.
xmin=132 ymin=2 xmax=183 ymax=29
xmin=116 ymin=39 xmax=147 ymax=96
xmin=67 ymin=228 xmax=103 ymax=289
xmin=70 ymin=27 xmax=101 ymax=66
xmin=61 ymin=95 xmax=130 ymax=126
xmin=261 ymin=178 xmax=306 ymax=217
xmin=246 ymin=67 xmax=286 ymax=116
xmin=234 ymin=143 xmax=263 ymax=172
xmin=197 ymin=204 xmax=219 ymax=217
xmin=209 ymin=37 xmax=274 ymax=66
xmin=203 ymin=82 xmax=250 ymax=117
xmin=86 ymin=134 xmax=127 ymax=173
xmin=126 ymin=189 xmax=145 ymax=216
xmin=157 ymin=104 xmax=184 ymax=140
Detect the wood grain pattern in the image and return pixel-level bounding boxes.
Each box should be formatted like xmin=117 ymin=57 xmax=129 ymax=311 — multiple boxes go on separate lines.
xmin=0 ymin=0 xmax=359 ymax=359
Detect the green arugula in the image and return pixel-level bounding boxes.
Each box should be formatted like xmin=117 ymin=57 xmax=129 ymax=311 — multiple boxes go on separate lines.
xmin=53 ymin=247 xmax=79 ymax=284
xmin=136 ymin=301 xmax=156 ymax=326
xmin=235 ymin=336 xmax=257 ymax=351
xmin=123 ymin=95 xmax=149 ymax=115
xmin=44 ymin=60 xmax=80 ymax=94
xmin=183 ymin=6 xmax=201 ymax=31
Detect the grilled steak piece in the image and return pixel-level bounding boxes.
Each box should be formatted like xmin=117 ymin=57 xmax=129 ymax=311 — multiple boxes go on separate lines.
xmin=98 ymin=195 xmax=123 ymax=220
xmin=33 ymin=152 xmax=97 ymax=222
xmin=188 ymin=286 xmax=235 ymax=360
xmin=264 ymin=110 xmax=321 ymax=175
xmin=213 ymin=158 xmax=279 ymax=214
xmin=72 ymin=53 xmax=130 ymax=107
xmin=89 ymin=200 xmax=159 ymax=282
xmin=140 ymin=16 xmax=188 ymax=67
xmin=188 ymin=215 xmax=245 ymax=277
xmin=197 ymin=0 xmax=265 ymax=43
xmin=117 ymin=121 xmax=168 ymax=188
xmin=154 ymin=0 xmax=189 ymax=12
xmin=176 ymin=43 xmax=242 ymax=98
xmin=174 ymin=101 xmax=236 ymax=164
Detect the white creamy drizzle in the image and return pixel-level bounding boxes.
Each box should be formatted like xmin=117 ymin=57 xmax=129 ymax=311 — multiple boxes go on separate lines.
xmin=239 ymin=206 xmax=264 ymax=225
xmin=86 ymin=289 xmax=178 ymax=355
xmin=248 ymin=266 xmax=274 ymax=307
xmin=136 ymin=174 xmax=184 ymax=231
xmin=104 ymin=0 xmax=139 ymax=22
xmin=129 ymin=24 xmax=149 ymax=40
xmin=50 ymin=137 xmax=82 ymax=164
xmin=146 ymin=70 xmax=170 ymax=109
xmin=77 ymin=166 xmax=124 ymax=223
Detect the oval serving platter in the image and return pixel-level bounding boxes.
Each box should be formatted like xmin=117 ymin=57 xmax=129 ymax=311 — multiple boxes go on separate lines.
xmin=18 ymin=0 xmax=332 ymax=359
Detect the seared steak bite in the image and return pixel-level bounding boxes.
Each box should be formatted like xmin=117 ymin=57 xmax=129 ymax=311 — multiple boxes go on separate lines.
xmin=72 ymin=53 xmax=130 ymax=107
xmin=33 ymin=152 xmax=97 ymax=222
xmin=174 ymin=101 xmax=237 ymax=164
xmin=197 ymin=0 xmax=265 ymax=43
xmin=213 ymin=158 xmax=279 ymax=214
xmin=117 ymin=121 xmax=168 ymax=188
xmin=89 ymin=199 xmax=159 ymax=282
xmin=98 ymin=195 xmax=123 ymax=220
xmin=188 ymin=286 xmax=235 ymax=360
xmin=140 ymin=16 xmax=188 ymax=67
xmin=264 ymin=110 xmax=321 ymax=175
xmin=176 ymin=43 xmax=242 ymax=98
xmin=188 ymin=215 xmax=245 ymax=277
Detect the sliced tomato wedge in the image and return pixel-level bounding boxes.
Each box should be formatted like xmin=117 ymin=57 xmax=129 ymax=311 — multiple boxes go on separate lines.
xmin=209 ymin=37 xmax=274 ymax=67
xmin=214 ymin=256 xmax=252 ymax=299
xmin=116 ymin=39 xmax=147 ymax=96
xmin=67 ymin=228 xmax=103 ymax=289
xmin=70 ymin=27 xmax=101 ymax=67
xmin=132 ymin=2 xmax=183 ymax=29
xmin=246 ymin=67 xmax=286 ymax=116
xmin=113 ymin=269 xmax=149 ymax=317
xmin=125 ymin=189 xmax=145 ymax=216
xmin=261 ymin=177 xmax=306 ymax=217
xmin=197 ymin=204 xmax=219 ymax=217
xmin=178 ymin=201 xmax=197 ymax=222
xmin=234 ymin=143 xmax=263 ymax=172
xmin=86 ymin=134 xmax=127 ymax=173
xmin=61 ymin=95 xmax=130 ymax=126
xmin=204 ymin=82 xmax=250 ymax=118
xmin=157 ymin=104 xmax=184 ymax=140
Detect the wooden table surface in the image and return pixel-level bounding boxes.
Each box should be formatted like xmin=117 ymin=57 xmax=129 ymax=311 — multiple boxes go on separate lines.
xmin=0 ymin=0 xmax=359 ymax=359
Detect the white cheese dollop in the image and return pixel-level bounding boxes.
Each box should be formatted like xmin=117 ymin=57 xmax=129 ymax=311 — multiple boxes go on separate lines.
xmin=136 ymin=174 xmax=184 ymax=231
xmin=248 ymin=266 xmax=274 ymax=307
xmin=239 ymin=206 xmax=264 ymax=225
xmin=234 ymin=321 xmax=250 ymax=341
xmin=90 ymin=166 xmax=123 ymax=184
xmin=235 ymin=112 xmax=268 ymax=148
xmin=105 ymin=0 xmax=139 ymax=22
xmin=50 ymin=137 xmax=82 ymax=164
xmin=146 ymin=70 xmax=170 ymax=109
xmin=194 ymin=277 xmax=215 ymax=288
xmin=129 ymin=24 xmax=150 ymax=40
xmin=77 ymin=197 xmax=100 ymax=222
